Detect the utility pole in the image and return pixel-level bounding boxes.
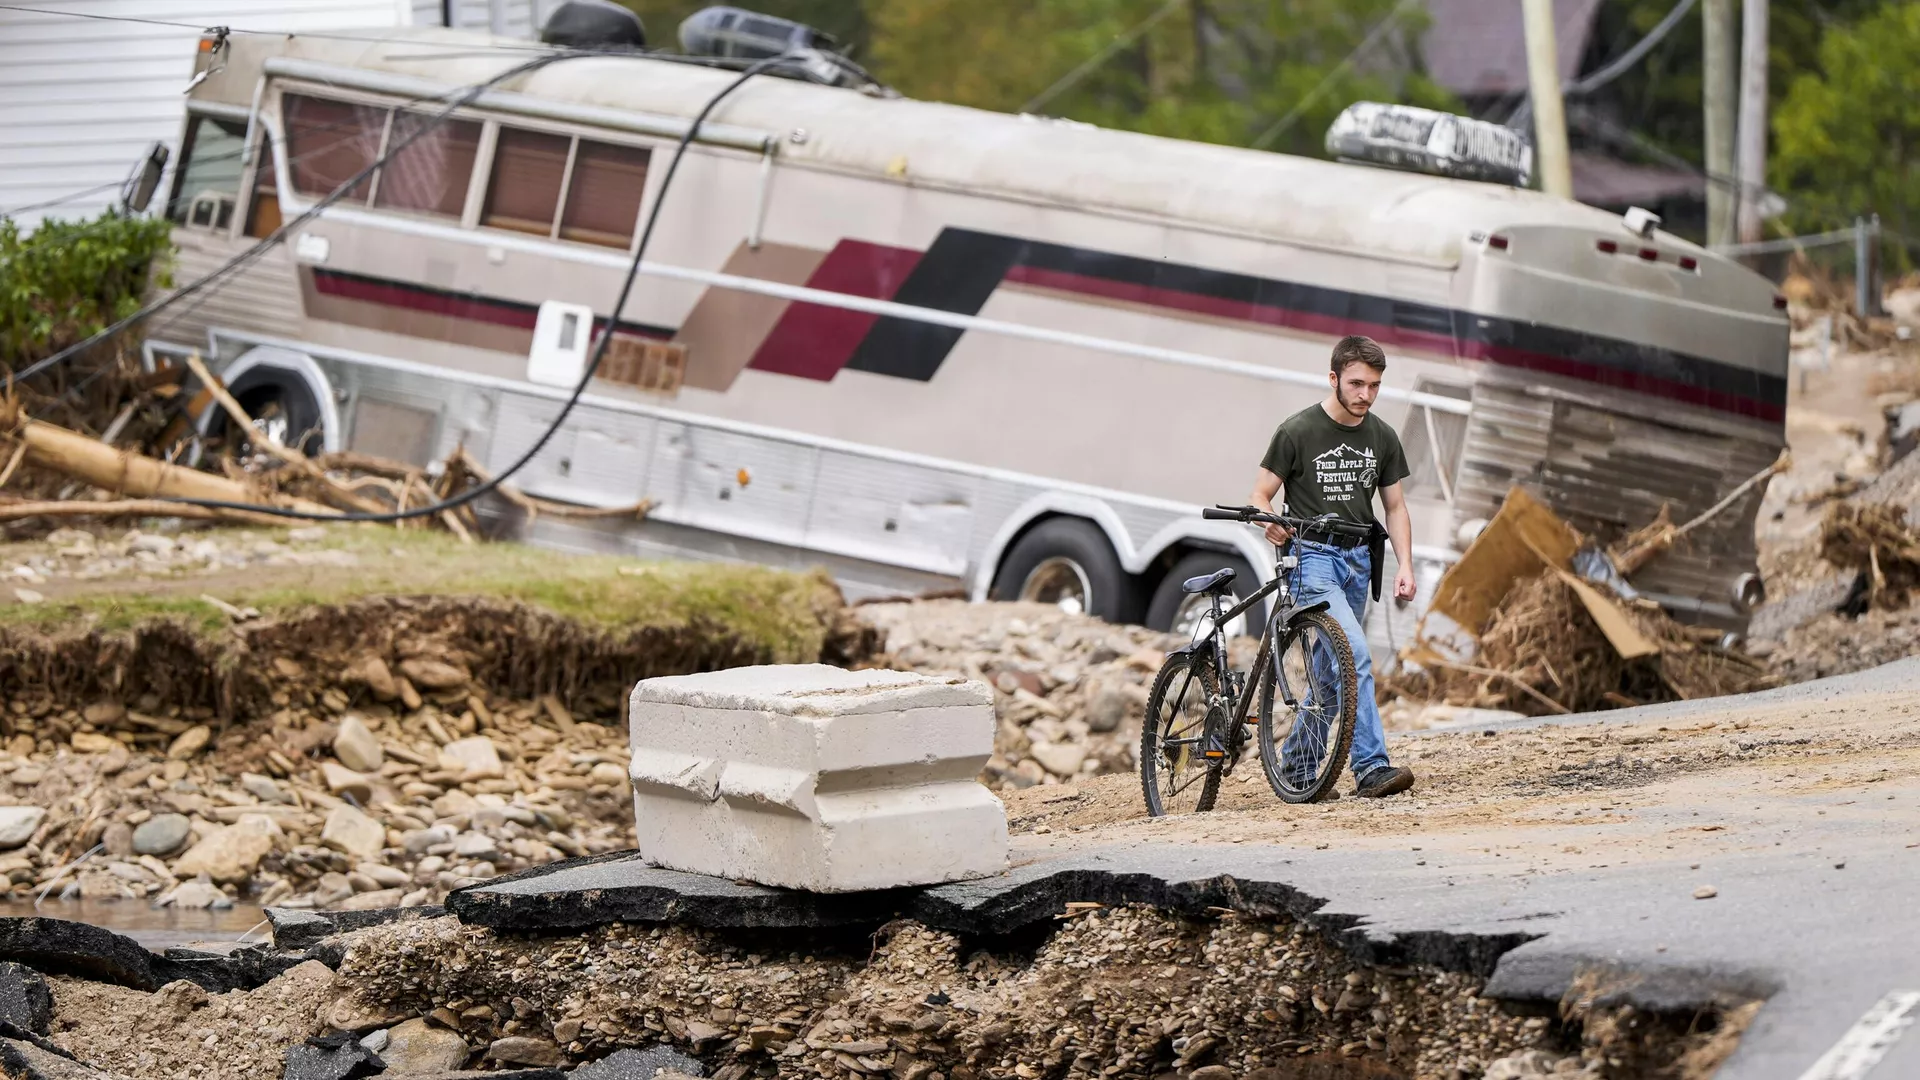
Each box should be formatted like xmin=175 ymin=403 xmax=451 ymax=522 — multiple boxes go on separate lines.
xmin=1735 ymin=0 xmax=1769 ymax=244
xmin=1704 ymin=0 xmax=1738 ymax=247
xmin=1522 ymin=0 xmax=1574 ymax=199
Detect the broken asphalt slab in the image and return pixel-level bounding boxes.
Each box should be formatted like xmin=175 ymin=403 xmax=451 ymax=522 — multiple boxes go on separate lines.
xmin=445 ymin=656 xmax=1920 ymax=1080
xmin=0 ymin=919 xmax=158 ymax=992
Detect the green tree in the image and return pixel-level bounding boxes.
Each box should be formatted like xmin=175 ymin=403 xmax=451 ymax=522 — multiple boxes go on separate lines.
xmin=1772 ymin=2 xmax=1920 ymax=249
xmin=865 ymin=0 xmax=1456 ymax=155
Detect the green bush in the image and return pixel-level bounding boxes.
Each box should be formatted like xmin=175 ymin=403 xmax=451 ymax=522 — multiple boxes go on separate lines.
xmin=0 ymin=210 xmax=174 ymax=371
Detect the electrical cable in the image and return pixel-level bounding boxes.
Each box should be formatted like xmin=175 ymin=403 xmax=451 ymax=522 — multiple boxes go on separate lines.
xmin=97 ymin=51 xmax=805 ymax=524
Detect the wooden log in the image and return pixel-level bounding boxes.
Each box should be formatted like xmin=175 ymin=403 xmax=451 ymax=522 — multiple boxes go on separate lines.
xmin=0 ymin=402 xmax=333 ymax=516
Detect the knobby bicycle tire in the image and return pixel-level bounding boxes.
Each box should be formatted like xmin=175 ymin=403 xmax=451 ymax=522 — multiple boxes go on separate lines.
xmin=1257 ymin=609 xmax=1359 ymax=804
xmin=1140 ymin=651 xmax=1225 ymax=816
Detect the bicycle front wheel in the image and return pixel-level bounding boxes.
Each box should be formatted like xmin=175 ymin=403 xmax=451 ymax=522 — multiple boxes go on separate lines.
xmin=1257 ymin=609 xmax=1358 ymax=804
xmin=1140 ymin=651 xmax=1224 ymax=816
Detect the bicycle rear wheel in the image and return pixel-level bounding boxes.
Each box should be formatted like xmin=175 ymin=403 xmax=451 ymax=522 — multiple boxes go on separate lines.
xmin=1257 ymin=609 xmax=1358 ymax=804
xmin=1140 ymin=651 xmax=1224 ymax=816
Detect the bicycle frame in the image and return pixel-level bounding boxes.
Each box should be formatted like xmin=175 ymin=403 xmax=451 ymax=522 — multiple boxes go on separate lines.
xmin=1176 ymin=543 xmax=1316 ymax=762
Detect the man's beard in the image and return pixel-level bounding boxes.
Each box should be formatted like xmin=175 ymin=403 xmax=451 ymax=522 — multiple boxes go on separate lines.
xmin=1335 ymin=386 xmax=1370 ymax=419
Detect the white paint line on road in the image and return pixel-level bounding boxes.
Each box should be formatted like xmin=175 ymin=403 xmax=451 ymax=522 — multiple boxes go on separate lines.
xmin=1797 ymin=990 xmax=1920 ymax=1080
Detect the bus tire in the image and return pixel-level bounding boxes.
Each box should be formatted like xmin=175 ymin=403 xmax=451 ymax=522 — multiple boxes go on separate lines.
xmin=990 ymin=517 xmax=1134 ymax=623
xmin=210 ymin=366 xmax=326 ymax=458
xmin=1146 ymin=551 xmax=1267 ymax=638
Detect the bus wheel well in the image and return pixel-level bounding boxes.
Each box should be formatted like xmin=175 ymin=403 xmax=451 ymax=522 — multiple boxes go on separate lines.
xmin=988 ymin=514 xmax=1143 ymax=624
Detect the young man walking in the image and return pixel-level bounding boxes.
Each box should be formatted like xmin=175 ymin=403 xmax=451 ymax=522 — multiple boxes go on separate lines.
xmin=1248 ymin=335 xmax=1417 ymax=798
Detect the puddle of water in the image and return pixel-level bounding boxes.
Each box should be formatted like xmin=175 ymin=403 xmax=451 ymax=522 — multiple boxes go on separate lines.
xmin=0 ymin=899 xmax=270 ymax=953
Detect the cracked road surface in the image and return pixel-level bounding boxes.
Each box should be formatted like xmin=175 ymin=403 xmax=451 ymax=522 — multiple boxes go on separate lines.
xmin=1001 ymin=658 xmax=1920 ymax=1079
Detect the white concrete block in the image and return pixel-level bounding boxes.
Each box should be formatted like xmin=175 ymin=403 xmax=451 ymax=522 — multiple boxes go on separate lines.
xmin=627 ymin=664 xmax=1006 ymax=891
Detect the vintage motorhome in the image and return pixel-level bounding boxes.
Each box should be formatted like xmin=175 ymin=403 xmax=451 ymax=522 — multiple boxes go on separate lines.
xmin=150 ymin=16 xmax=1789 ymax=651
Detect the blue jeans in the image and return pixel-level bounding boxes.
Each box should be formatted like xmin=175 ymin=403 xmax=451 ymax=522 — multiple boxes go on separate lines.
xmin=1277 ymin=540 xmax=1391 ymax=783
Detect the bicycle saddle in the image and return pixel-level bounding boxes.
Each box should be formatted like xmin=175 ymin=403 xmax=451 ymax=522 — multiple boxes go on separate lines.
xmin=1180 ymin=568 xmax=1236 ymax=594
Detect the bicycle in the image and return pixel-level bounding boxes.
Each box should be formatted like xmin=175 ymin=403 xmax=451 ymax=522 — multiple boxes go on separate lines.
xmin=1139 ymin=505 xmax=1367 ymax=814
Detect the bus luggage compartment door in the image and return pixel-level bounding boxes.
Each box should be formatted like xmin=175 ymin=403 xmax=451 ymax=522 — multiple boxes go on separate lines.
xmin=485 ymin=393 xmax=656 ymax=508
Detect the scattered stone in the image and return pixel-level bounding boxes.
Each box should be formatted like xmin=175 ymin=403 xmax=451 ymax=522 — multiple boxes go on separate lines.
xmin=11 ymin=589 xmax=43 ymax=605
xmin=0 ymin=962 xmax=52 ymax=1035
xmin=451 ymin=834 xmax=497 ymax=859
xmin=321 ymin=763 xmax=375 ymax=803
xmin=358 ymin=863 xmax=410 ymax=889
xmin=283 ymin=1031 xmax=387 ymax=1080
xmin=571 ymin=1046 xmax=708 ymax=1080
xmin=162 ymin=880 xmax=231 ymax=910
xmin=338 ymin=888 xmax=406 ymax=912
xmin=322 ymin=806 xmax=385 ymax=862
xmin=1187 ymin=1067 xmax=1234 ymax=1080
xmin=0 ymin=808 xmax=45 ymax=850
xmin=431 ymin=790 xmax=479 ymax=819
xmin=243 ymin=773 xmax=293 ymax=805
xmin=99 ymin=823 xmax=133 ymax=858
xmin=173 ymin=814 xmax=281 ymax=885
xmin=360 ymin=658 xmax=400 ymax=702
xmin=401 ymin=658 xmax=470 ymax=692
xmin=333 ymin=715 xmax=385 ymax=774
xmin=488 ymin=1036 xmax=563 ymax=1067
xmin=1085 ymin=680 xmax=1131 ymax=733
xmin=1026 ymin=739 xmax=1087 ymax=778
xmin=587 ymin=762 xmax=627 ymax=787
xmin=132 ymin=814 xmax=191 ymax=856
xmin=167 ymin=725 xmax=211 ymax=760
xmin=437 ymin=738 xmax=502 ymax=782
xmin=69 ymin=733 xmax=119 ymax=755
xmin=81 ymin=702 xmax=125 ymax=726
xmin=1694 ymin=885 xmax=1719 ymax=900
xmin=380 ymin=1017 xmax=470 ymax=1074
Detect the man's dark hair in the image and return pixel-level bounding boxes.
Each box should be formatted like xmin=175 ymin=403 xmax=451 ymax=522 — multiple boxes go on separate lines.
xmin=1330 ymin=335 xmax=1387 ymax=375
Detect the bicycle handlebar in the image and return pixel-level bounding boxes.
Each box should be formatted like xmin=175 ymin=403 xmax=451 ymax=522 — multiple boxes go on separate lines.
xmin=1202 ymin=504 xmax=1373 ymax=537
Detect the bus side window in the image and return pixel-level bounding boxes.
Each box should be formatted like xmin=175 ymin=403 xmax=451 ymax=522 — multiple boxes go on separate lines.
xmin=482 ymin=127 xmax=571 ymax=237
xmin=284 ymin=94 xmax=388 ymax=204
xmin=166 ymin=114 xmax=248 ymax=230
xmin=560 ymin=139 xmax=650 ymax=249
xmin=375 ymin=111 xmax=483 ymax=219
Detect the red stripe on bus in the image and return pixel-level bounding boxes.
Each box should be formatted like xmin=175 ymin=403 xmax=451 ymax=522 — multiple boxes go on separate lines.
xmin=748 ymin=240 xmax=925 ymax=381
xmin=1004 ymin=264 xmax=1784 ymax=423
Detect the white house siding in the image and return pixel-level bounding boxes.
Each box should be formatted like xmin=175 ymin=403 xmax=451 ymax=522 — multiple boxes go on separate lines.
xmin=0 ymin=0 xmax=543 ymax=230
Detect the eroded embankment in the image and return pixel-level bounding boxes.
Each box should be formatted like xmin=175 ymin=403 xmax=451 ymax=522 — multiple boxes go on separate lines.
xmin=34 ymin=902 xmax=1758 ymax=1080
xmin=0 ymin=581 xmax=878 ymax=727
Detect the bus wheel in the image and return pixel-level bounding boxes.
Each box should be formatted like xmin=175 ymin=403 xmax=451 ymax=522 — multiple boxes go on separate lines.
xmin=990 ymin=518 xmax=1133 ymax=623
xmin=216 ymin=368 xmax=326 ymax=460
xmin=1146 ymin=551 xmax=1266 ymax=638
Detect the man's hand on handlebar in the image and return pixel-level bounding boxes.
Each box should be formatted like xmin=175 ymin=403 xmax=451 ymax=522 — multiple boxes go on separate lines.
xmin=1262 ymin=520 xmax=1293 ymax=546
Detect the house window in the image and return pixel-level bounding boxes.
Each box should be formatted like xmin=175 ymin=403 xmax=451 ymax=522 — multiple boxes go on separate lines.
xmin=167 ymin=114 xmax=249 ymax=228
xmin=284 ymin=93 xmax=388 ymax=203
xmin=482 ymin=127 xmax=571 ymax=236
xmin=374 ymin=111 xmax=482 ymax=218
xmin=560 ymin=139 xmax=651 ymax=248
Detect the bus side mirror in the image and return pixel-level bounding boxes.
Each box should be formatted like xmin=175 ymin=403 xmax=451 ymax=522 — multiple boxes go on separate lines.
xmin=124 ymin=142 xmax=170 ymax=213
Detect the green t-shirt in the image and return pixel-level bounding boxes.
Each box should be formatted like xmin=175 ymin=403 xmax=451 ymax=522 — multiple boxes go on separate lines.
xmin=1259 ymin=404 xmax=1410 ymax=527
